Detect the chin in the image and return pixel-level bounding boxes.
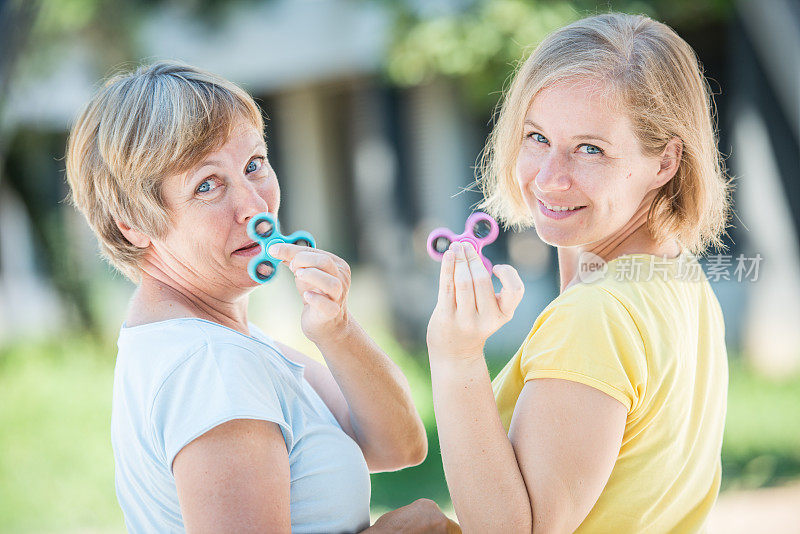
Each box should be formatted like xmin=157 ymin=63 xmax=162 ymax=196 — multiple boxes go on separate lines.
xmin=533 ymin=228 xmax=586 ymax=247
xmin=224 ymin=268 xmax=260 ymax=291
xmin=242 ymin=274 xmax=263 ymax=290
xmin=530 ymin=217 xmax=586 ymax=248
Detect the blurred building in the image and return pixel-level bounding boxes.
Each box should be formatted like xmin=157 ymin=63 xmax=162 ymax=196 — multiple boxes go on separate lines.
xmin=0 ymin=0 xmax=797 ymax=369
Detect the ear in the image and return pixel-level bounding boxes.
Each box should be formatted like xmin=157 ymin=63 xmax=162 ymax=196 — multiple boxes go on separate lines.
xmin=653 ymin=137 xmax=683 ymax=188
xmin=114 ymin=219 xmax=151 ymax=249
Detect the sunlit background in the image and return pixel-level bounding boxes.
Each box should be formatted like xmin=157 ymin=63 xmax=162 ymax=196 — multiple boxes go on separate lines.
xmin=0 ymin=0 xmax=798 ymax=532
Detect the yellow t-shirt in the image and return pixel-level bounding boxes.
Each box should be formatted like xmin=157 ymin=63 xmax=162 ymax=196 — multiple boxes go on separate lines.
xmin=493 ymin=251 xmax=728 ymax=533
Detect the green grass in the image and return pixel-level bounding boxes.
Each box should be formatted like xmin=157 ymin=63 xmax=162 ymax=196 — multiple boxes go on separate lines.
xmin=1 ymin=336 xmax=799 ymax=532
xmin=720 ymin=361 xmax=800 ymax=490
xmin=0 ymin=336 xmax=123 ymax=533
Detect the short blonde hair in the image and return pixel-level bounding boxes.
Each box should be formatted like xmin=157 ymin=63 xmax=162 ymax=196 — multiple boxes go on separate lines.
xmin=66 ymin=61 xmax=264 ymax=282
xmin=479 ymin=13 xmax=732 ymax=254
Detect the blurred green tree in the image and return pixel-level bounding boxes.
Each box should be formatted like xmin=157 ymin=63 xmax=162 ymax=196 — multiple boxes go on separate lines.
xmin=381 ymin=0 xmax=734 ymax=110
xmin=0 ymin=0 xmax=256 ymax=337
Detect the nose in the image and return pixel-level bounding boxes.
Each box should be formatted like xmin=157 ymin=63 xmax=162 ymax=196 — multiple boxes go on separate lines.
xmin=235 ymin=179 xmax=270 ymax=226
xmin=534 ymin=152 xmax=572 ymax=193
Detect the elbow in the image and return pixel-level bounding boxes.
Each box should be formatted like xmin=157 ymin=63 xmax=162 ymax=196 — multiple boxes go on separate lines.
xmin=364 ymin=425 xmax=428 ymax=472
xmin=403 ymin=415 xmax=429 ymax=467
xmin=388 ymin=415 xmax=429 ymax=469
xmin=404 ymin=428 xmax=428 ymax=467
xmin=458 ymin=493 xmax=532 ymax=533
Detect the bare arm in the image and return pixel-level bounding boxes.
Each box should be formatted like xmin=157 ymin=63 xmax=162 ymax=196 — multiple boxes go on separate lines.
xmin=509 ymin=379 xmax=626 ymax=533
xmin=275 ymin=328 xmax=426 ymax=472
xmin=428 ymin=242 xmax=626 ymax=532
xmin=430 ymin=356 xmax=532 ymax=533
xmin=431 ymin=361 xmax=626 ymax=533
xmin=173 ymin=419 xmax=291 ymax=533
xmin=269 ymin=243 xmax=427 ymax=472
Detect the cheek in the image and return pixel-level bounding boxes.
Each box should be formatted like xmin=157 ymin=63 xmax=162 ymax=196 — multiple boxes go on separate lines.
xmin=515 ymin=150 xmax=538 ymax=189
xmin=171 ymin=208 xmax=227 ymax=248
xmin=588 ymin=172 xmax=641 ymax=216
xmin=263 ymin=177 xmax=280 ymax=212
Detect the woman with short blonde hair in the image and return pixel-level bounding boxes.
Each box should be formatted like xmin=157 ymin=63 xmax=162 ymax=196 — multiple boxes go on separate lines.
xmin=427 ymin=13 xmax=731 ymax=533
xmin=68 ymin=62 xmax=264 ymax=282
xmin=67 ymin=61 xmax=453 ymax=533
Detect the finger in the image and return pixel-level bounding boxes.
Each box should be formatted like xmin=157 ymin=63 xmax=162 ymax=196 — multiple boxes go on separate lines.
xmin=463 ymin=242 xmax=494 ymax=314
xmin=283 ymin=249 xmax=339 ymax=276
xmin=302 ymin=290 xmax=340 ymax=319
xmin=295 ymin=267 xmax=344 ymax=302
xmin=452 ymin=242 xmax=476 ymax=313
xmin=267 ymin=242 xmax=306 ymax=262
xmin=436 ymin=248 xmax=456 ymax=312
xmin=492 ymin=264 xmax=525 ymax=318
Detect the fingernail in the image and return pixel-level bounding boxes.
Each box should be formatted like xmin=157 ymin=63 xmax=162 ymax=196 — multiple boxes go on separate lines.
xmin=268 ymin=244 xmax=281 ymax=256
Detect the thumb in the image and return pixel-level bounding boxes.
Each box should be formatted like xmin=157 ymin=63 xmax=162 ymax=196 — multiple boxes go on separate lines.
xmin=492 ymin=264 xmax=524 ymax=318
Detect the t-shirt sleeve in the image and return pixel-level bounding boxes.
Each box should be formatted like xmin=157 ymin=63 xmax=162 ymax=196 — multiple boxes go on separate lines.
xmin=149 ymin=341 xmax=294 ymax=473
xmin=519 ymin=285 xmax=648 ymax=413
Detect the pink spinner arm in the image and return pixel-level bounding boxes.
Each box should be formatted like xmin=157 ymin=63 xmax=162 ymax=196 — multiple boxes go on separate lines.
xmin=426 ymin=212 xmax=499 ymax=272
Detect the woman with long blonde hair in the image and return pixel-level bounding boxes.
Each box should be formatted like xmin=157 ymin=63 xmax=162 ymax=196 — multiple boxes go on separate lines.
xmin=426 ymin=13 xmax=731 ymax=533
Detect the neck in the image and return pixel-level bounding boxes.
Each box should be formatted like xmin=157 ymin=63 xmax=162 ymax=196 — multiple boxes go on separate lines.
xmin=556 ymin=192 xmax=681 ymax=292
xmin=128 ymin=258 xmax=250 ymax=335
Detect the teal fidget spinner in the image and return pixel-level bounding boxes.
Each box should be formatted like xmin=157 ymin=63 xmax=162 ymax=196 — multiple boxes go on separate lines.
xmin=247 ymin=213 xmax=316 ymax=283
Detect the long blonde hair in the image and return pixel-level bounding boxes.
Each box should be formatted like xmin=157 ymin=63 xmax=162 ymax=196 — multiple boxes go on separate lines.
xmin=479 ymin=13 xmax=732 ymax=254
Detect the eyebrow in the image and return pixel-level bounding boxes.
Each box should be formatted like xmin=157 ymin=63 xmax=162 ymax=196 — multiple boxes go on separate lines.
xmin=185 ymin=141 xmax=268 ymax=186
xmin=525 ymin=120 xmax=612 ymax=145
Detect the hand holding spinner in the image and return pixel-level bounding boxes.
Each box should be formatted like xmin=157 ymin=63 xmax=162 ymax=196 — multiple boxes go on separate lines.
xmin=426 ymin=212 xmax=499 ymax=272
xmin=247 ymin=213 xmax=316 ymax=283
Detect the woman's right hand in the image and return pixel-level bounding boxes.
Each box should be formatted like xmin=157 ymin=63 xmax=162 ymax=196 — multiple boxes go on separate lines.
xmin=426 ymin=241 xmax=524 ymax=362
xmin=367 ymin=499 xmax=461 ymax=533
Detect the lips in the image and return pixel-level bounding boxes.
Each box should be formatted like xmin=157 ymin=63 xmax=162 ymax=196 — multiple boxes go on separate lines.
xmin=536 ymin=199 xmax=587 ymax=220
xmin=536 ymin=196 xmax=586 ymax=211
xmin=234 ymin=241 xmax=259 ymax=253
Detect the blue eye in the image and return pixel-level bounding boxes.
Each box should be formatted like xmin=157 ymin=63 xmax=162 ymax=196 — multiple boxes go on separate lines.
xmin=579 ymin=144 xmax=603 ymax=155
xmin=196 ymin=178 xmax=219 ymax=194
xmin=246 ymin=158 xmax=263 ymax=174
xmin=530 ymin=132 xmax=549 ymax=144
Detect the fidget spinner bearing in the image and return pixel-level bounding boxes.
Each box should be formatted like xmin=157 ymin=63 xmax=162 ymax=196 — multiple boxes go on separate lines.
xmin=426 ymin=212 xmax=499 ymax=272
xmin=247 ymin=213 xmax=316 ymax=283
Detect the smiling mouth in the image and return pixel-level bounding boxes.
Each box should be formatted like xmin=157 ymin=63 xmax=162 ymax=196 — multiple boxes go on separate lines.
xmin=537 ymin=198 xmax=587 ymax=212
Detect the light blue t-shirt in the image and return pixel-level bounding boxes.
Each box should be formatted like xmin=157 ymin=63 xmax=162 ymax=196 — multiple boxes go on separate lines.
xmin=110 ymin=317 xmax=371 ymax=533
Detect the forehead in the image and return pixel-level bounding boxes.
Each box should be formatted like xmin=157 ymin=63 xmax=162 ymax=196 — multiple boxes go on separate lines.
xmin=526 ymin=80 xmax=635 ymax=144
xmin=205 ymin=121 xmax=265 ymax=158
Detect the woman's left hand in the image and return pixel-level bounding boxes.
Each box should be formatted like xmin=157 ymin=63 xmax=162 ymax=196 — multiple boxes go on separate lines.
xmin=268 ymin=243 xmax=352 ymax=344
xmin=427 ymin=241 xmax=525 ymax=361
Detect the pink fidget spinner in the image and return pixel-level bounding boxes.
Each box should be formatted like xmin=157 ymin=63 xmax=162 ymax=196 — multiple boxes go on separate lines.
xmin=426 ymin=212 xmax=500 ymax=272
